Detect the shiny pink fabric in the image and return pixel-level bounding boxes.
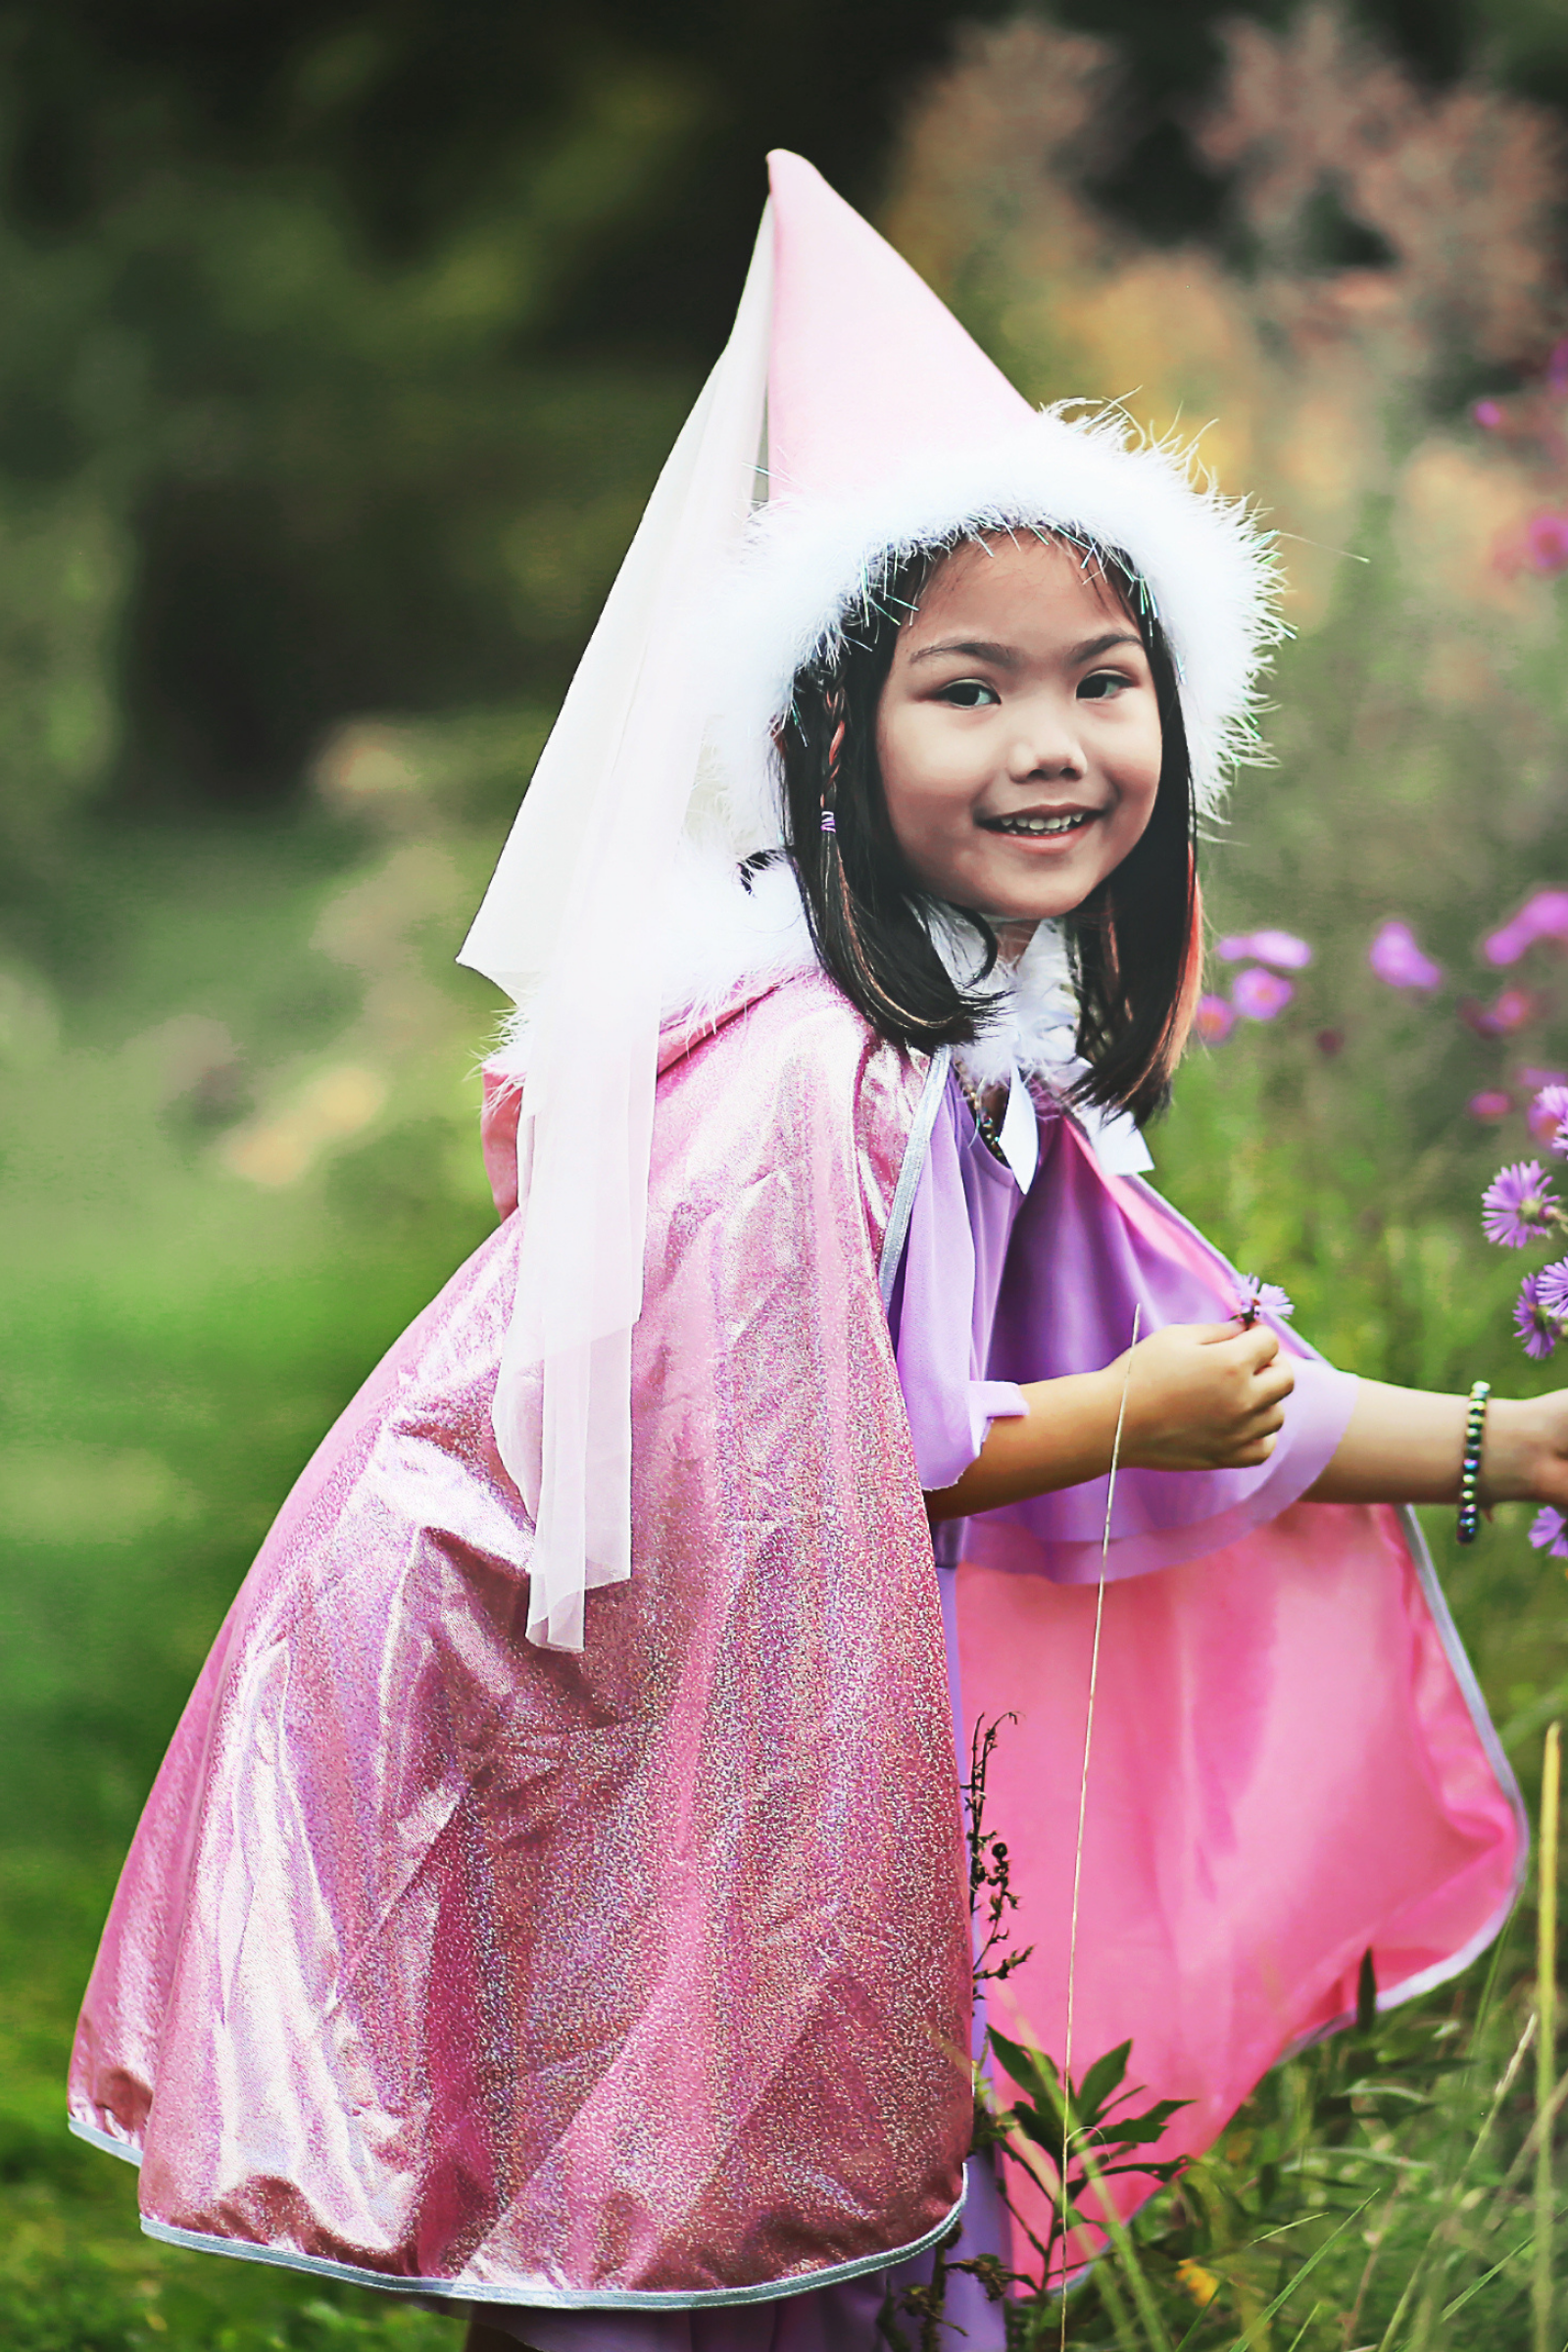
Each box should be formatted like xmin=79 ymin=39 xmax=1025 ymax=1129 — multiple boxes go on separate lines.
xmin=958 ymin=1501 xmax=1522 ymax=2274
xmin=70 ymin=973 xmax=972 ymax=2299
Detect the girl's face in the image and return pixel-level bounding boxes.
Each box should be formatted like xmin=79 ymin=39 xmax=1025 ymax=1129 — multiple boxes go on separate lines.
xmin=874 ymin=535 xmax=1164 ymax=929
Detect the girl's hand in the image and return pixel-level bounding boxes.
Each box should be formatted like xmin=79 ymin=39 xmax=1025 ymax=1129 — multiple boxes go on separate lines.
xmin=1483 ymin=1393 xmax=1568 ymax=1511
xmin=1111 ymin=1321 xmax=1295 ymax=1473
xmin=926 ymin=1319 xmax=1296 ymax=1522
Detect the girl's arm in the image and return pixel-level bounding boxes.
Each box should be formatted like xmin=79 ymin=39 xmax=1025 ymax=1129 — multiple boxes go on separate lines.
xmin=927 ymin=1327 xmax=1568 ymax=1523
xmin=927 ymin=1321 xmax=1292 ymax=1521
xmin=1303 ymin=1380 xmax=1568 ymax=1510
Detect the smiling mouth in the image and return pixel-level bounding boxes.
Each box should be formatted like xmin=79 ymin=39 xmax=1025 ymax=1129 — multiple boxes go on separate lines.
xmin=980 ymin=810 xmax=1097 ymax=837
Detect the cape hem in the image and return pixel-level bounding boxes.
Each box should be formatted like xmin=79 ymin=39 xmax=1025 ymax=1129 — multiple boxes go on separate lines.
xmin=69 ymin=2115 xmax=142 ymax=2168
xmin=134 ymin=2186 xmax=969 ymax=2309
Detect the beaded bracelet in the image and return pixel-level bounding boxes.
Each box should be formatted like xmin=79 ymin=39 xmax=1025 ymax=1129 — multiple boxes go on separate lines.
xmin=1456 ymin=1379 xmax=1491 ymax=1545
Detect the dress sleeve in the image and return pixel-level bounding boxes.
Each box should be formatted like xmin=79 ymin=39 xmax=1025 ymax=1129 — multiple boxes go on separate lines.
xmin=889 ymin=1085 xmax=1027 ymax=1492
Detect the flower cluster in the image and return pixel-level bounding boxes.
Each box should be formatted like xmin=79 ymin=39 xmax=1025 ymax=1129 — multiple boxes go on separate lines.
xmin=1481 ymin=1117 xmax=1568 ymax=1357
xmin=1197 ymin=930 xmax=1312 ymax=1043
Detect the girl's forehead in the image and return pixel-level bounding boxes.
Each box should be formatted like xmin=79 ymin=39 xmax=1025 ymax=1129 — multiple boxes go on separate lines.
xmin=901 ymin=531 xmax=1133 ymax=636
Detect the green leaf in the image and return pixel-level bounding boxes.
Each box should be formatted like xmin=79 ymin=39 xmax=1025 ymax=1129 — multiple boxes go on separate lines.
xmin=988 ymin=2027 xmax=1064 ymax=2117
xmin=1076 ymin=2038 xmax=1134 ymax=2122
xmin=1098 ymin=2098 xmax=1193 ymax=2148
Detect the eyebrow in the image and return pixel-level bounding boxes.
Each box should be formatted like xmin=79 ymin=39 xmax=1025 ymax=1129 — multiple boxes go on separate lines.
xmin=907 ymin=629 xmax=1144 ymax=668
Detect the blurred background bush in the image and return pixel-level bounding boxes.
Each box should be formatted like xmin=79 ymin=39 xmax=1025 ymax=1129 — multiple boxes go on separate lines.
xmin=5 ymin=1 xmax=1568 ymax=2343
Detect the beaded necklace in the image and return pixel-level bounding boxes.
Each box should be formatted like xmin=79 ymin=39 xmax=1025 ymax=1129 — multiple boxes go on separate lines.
xmin=955 ymin=1067 xmax=1009 ymax=1163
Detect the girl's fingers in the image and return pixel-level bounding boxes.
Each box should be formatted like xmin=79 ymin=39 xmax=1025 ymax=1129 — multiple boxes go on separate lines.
xmin=1197 ymin=1323 xmax=1281 ymax=1364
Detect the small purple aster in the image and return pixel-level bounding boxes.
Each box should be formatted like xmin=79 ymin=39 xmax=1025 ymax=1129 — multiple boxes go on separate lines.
xmin=1482 ymin=1160 xmax=1558 ymax=1248
xmin=1232 ymin=967 xmax=1295 ymax=1020
xmin=1530 ymin=1083 xmax=1568 ymax=1157
xmin=1539 ymin=1258 xmax=1568 ymax=1318
xmin=1215 ymin=929 xmax=1313 ymax=971
xmin=1530 ymin=1504 xmax=1568 ymax=1559
xmin=1485 ymin=891 xmax=1568 ymax=966
xmin=1369 ymin=919 xmax=1443 ymax=991
xmin=1514 ymin=1271 xmax=1563 ymax=1359
xmin=1234 ymin=1274 xmax=1295 ymax=1327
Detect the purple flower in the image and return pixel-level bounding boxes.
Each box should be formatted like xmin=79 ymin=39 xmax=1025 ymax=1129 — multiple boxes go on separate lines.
xmin=1194 ymin=993 xmax=1236 ymax=1044
xmin=1215 ymin=929 xmax=1313 ymax=971
xmin=1530 ymin=1504 xmax=1568 ymax=1558
xmin=1232 ymin=966 xmax=1294 ymax=1020
xmin=1369 ymin=919 xmax=1443 ymax=990
xmin=1530 ymin=1084 xmax=1568 ymax=1154
xmin=1473 ymin=398 xmax=1505 ymax=430
xmin=1483 ymin=1159 xmax=1557 ymax=1248
xmin=1468 ymin=1089 xmax=1514 ymax=1121
xmin=1515 ymin=1272 xmax=1563 ymax=1358
xmin=1485 ymin=892 xmax=1568 ymax=967
xmin=1234 ymin=1274 xmax=1295 ymax=1326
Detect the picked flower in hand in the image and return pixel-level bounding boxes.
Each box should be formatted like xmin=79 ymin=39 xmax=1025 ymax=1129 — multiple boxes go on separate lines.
xmin=1482 ymin=1160 xmax=1559 ymax=1248
xmin=1530 ymin=1505 xmax=1568 ymax=1560
xmin=1234 ymin=1275 xmax=1295 ymax=1328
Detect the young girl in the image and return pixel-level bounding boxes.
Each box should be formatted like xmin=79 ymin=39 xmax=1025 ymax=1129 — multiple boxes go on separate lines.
xmin=72 ymin=151 xmax=1556 ymax=2352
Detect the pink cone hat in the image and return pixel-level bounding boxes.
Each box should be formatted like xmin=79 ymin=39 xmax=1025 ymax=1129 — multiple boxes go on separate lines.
xmin=764 ymin=148 xmax=1029 ymax=503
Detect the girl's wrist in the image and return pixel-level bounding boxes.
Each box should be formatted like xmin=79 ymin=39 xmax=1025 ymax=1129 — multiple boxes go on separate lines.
xmin=1479 ymin=1396 xmax=1543 ymax=1505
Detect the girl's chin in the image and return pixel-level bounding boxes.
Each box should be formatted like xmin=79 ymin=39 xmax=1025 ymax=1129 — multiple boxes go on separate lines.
xmin=965 ymin=844 xmax=1126 ymax=922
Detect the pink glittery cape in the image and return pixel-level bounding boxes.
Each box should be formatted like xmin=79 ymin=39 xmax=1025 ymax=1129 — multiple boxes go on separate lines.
xmin=69 ymin=969 xmax=1525 ymax=2308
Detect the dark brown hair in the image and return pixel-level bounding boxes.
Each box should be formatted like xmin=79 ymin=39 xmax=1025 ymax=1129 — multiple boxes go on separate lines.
xmin=768 ymin=533 xmax=1201 ymax=1128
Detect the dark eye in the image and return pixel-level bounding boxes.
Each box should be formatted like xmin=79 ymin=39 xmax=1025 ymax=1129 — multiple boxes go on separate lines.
xmin=1078 ymin=669 xmax=1132 ymax=701
xmin=937 ymin=678 xmax=999 ymax=708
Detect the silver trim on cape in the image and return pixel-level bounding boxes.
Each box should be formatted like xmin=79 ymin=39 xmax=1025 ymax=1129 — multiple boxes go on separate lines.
xmin=878 ymin=1046 xmax=952 ymax=1310
xmin=133 ymin=2187 xmax=969 ymax=2310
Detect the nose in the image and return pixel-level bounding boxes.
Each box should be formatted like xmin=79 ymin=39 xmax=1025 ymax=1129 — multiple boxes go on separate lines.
xmin=1006 ymin=688 xmax=1085 ymax=783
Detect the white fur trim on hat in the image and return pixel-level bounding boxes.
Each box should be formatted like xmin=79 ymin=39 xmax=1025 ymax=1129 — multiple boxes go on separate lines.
xmin=709 ymin=402 xmax=1284 ymax=855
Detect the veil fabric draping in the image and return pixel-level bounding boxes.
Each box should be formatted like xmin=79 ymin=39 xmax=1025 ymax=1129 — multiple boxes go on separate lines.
xmin=458 ymin=227 xmax=772 ymax=1648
